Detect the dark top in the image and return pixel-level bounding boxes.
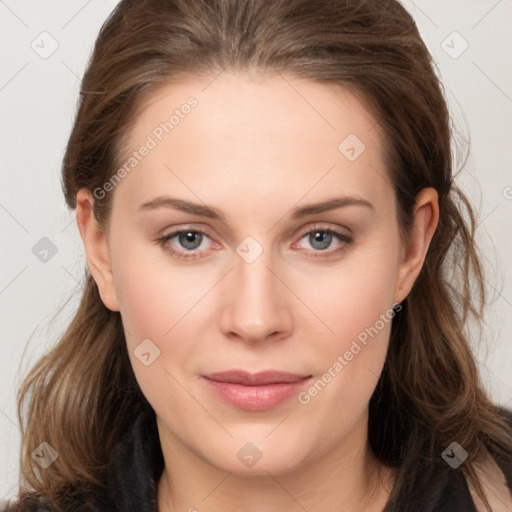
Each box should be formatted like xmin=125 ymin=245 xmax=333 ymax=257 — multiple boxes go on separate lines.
xmin=2 ymin=408 xmax=512 ymax=511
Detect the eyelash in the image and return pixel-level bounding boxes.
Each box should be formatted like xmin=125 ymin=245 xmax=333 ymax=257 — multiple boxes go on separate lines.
xmin=155 ymin=224 xmax=353 ymax=261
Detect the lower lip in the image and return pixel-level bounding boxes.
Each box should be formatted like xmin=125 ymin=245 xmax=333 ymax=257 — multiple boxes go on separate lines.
xmin=202 ymin=377 xmax=311 ymax=411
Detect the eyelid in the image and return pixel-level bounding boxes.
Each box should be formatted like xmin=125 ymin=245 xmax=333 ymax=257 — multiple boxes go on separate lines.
xmin=289 ymin=223 xmax=353 ymax=258
xmin=159 ymin=225 xmax=219 ymax=248
xmin=294 ymin=222 xmax=352 ymax=240
xmin=158 ymin=221 xmax=351 ymax=241
xmin=156 ymin=222 xmax=353 ymax=259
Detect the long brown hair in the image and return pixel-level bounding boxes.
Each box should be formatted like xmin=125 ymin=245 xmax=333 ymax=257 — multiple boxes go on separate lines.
xmin=9 ymin=1 xmax=512 ymax=510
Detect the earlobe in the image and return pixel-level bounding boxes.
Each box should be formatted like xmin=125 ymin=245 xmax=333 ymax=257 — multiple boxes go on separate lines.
xmin=393 ymin=187 xmax=439 ymax=304
xmin=75 ymin=188 xmax=120 ymax=312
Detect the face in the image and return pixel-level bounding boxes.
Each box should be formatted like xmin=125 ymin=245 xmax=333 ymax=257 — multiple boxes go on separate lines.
xmin=78 ymin=71 xmax=437 ymax=476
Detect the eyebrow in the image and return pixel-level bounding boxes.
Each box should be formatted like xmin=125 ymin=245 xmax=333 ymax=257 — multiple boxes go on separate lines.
xmin=137 ymin=195 xmax=374 ymax=220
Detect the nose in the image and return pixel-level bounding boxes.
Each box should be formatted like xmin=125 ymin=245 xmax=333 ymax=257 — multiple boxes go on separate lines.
xmin=219 ymin=245 xmax=293 ymax=344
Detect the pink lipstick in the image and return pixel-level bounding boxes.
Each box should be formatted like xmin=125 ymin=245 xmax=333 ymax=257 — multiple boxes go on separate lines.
xmin=202 ymin=370 xmax=312 ymax=411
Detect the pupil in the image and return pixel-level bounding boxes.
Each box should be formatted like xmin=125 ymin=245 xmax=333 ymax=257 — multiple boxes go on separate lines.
xmin=311 ymin=231 xmax=331 ymax=250
xmin=180 ymin=232 xmax=201 ymax=249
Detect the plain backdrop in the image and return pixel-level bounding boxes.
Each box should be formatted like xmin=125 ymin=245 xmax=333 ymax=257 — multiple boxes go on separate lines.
xmin=1 ymin=0 xmax=511 ymax=502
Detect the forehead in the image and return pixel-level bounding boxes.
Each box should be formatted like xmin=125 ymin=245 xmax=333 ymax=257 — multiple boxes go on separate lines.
xmin=113 ymin=72 xmax=392 ymax=218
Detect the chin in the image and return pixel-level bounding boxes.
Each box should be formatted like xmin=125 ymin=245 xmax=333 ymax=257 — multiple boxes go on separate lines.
xmin=200 ymin=436 xmax=311 ymax=477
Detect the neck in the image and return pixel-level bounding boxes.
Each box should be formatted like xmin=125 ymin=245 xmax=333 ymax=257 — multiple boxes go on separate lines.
xmin=156 ymin=412 xmax=395 ymax=512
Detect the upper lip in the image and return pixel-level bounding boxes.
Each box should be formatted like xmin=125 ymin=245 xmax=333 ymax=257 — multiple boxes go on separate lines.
xmin=203 ymin=370 xmax=311 ymax=386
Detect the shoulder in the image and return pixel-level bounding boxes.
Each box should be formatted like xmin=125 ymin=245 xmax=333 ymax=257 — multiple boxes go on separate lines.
xmin=467 ymin=407 xmax=512 ymax=512
xmin=467 ymin=451 xmax=512 ymax=512
xmin=0 ymin=412 xmax=159 ymax=512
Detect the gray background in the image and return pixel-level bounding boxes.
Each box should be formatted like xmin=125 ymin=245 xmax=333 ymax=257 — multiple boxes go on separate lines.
xmin=1 ymin=0 xmax=511 ymax=502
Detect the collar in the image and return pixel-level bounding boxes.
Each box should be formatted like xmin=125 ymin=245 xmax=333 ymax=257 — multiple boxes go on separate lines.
xmin=104 ymin=408 xmax=164 ymax=512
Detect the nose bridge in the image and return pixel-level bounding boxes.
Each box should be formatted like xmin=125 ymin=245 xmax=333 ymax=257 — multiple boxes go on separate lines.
xmin=220 ymin=237 xmax=292 ymax=343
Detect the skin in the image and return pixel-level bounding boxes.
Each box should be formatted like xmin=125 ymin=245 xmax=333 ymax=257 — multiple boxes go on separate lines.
xmin=76 ymin=72 xmax=440 ymax=511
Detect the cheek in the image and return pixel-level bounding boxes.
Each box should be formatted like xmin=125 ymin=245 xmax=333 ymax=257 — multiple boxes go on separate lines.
xmin=111 ymin=246 xmax=211 ymax=413
xmin=295 ymin=235 xmax=399 ymax=406
xmin=111 ymin=232 xmax=208 ymax=335
xmin=303 ymin=234 xmax=399 ymax=351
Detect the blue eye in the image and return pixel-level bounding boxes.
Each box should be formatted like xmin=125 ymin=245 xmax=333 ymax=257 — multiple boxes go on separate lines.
xmin=174 ymin=231 xmax=204 ymax=250
xmin=155 ymin=225 xmax=353 ymax=260
xmin=294 ymin=227 xmax=353 ymax=258
xmin=157 ymin=229 xmax=211 ymax=260
xmin=304 ymin=230 xmax=335 ymax=250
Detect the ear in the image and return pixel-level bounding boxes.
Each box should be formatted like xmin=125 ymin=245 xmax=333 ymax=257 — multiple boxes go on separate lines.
xmin=75 ymin=188 xmax=120 ymax=311
xmin=394 ymin=187 xmax=439 ymax=304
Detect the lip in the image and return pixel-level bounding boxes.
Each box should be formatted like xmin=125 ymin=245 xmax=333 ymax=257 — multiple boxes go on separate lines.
xmin=202 ymin=370 xmax=312 ymax=411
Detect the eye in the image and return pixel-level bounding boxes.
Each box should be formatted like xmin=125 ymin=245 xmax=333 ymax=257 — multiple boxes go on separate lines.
xmin=155 ymin=224 xmax=353 ymax=261
xmin=155 ymin=228 xmax=216 ymax=260
xmin=293 ymin=225 xmax=353 ymax=258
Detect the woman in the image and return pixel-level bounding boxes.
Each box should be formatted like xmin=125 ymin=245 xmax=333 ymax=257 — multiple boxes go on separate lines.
xmin=3 ymin=0 xmax=512 ymax=511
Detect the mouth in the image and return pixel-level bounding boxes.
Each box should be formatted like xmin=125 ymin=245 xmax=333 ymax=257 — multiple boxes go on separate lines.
xmin=201 ymin=370 xmax=312 ymax=411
